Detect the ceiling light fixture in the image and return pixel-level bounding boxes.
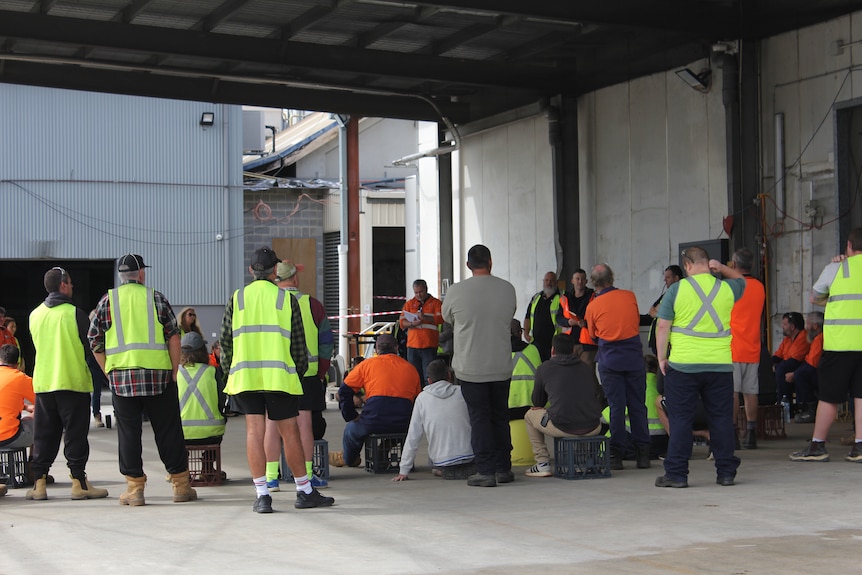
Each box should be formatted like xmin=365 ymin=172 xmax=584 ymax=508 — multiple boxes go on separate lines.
xmin=675 ymin=68 xmax=711 ymax=93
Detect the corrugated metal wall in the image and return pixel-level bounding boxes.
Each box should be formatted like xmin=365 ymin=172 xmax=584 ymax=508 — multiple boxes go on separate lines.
xmin=0 ymin=84 xmax=244 ymax=305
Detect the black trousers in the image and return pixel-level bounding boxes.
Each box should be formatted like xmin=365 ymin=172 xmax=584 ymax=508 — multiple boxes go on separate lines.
xmin=112 ymin=383 xmax=188 ymax=477
xmin=459 ymin=379 xmax=512 ymax=475
xmin=30 ymin=390 xmax=91 ymax=480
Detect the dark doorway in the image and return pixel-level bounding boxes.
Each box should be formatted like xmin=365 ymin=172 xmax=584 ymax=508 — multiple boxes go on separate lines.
xmin=0 ymin=260 xmax=115 ymax=374
xmin=372 ymin=227 xmax=406 ymax=322
xmin=835 ymin=101 xmax=862 ymax=244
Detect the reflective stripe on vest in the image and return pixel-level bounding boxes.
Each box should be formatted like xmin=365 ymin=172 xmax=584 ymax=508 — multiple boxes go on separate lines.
xmin=670 ymin=277 xmax=730 ymax=338
xmin=509 ymin=344 xmax=541 ymax=409
xmin=292 ymin=291 xmax=319 ymax=377
xmin=104 ymin=284 xmax=171 ymax=372
xmin=29 ymin=302 xmax=93 ymax=393
xmin=528 ymin=292 xmax=562 ymax=337
xmin=668 ymin=275 xmax=734 ymax=365
xmin=824 ymin=256 xmax=862 ymax=351
xmin=645 ymin=372 xmax=665 ymax=435
xmin=177 ymin=364 xmax=225 ymax=440
xmin=226 ymin=281 xmax=302 ymax=395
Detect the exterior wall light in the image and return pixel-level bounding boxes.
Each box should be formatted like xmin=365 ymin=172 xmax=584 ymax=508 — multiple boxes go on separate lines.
xmin=200 ymin=112 xmax=215 ymax=127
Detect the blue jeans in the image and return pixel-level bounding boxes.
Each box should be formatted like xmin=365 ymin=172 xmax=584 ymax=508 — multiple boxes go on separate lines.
xmin=343 ymin=420 xmax=371 ymax=465
xmin=408 ymin=347 xmax=438 ymax=385
xmin=663 ymin=367 xmax=740 ymax=481
xmin=598 ymin=365 xmax=650 ymax=449
xmin=459 ymin=379 xmax=512 ymax=475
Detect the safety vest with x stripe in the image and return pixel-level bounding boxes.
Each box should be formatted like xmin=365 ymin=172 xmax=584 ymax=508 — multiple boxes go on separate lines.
xmin=824 ymin=255 xmax=862 ymax=351
xmin=177 ymin=363 xmax=225 ymax=440
xmin=668 ymin=274 xmax=734 ymax=365
xmin=509 ymin=344 xmax=541 ymax=409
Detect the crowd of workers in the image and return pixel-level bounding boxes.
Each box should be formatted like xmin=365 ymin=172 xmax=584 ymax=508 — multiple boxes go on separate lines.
xmin=2 ymin=230 xmax=862 ymax=503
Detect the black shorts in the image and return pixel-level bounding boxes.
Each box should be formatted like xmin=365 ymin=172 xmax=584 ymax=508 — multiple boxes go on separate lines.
xmin=297 ymin=376 xmax=326 ymax=411
xmin=232 ymin=391 xmax=299 ymax=420
xmin=817 ymin=351 xmax=862 ymax=403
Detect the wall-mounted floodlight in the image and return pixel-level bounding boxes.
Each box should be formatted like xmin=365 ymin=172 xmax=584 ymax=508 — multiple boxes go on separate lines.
xmin=200 ymin=112 xmax=215 ymax=127
xmin=675 ymin=68 xmax=711 ymax=93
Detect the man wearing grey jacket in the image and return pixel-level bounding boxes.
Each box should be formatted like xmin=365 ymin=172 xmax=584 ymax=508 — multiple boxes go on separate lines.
xmin=442 ymin=244 xmax=518 ymax=487
xmin=392 ymin=360 xmax=473 ymax=481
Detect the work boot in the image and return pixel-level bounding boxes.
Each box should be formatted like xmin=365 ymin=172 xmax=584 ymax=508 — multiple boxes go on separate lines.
xmin=742 ymin=428 xmax=757 ymax=449
xmin=25 ymin=475 xmax=48 ymax=500
xmin=635 ymin=443 xmax=651 ymax=469
xmin=609 ymin=446 xmax=624 ymax=471
xmin=328 ymin=451 xmax=361 ymax=468
xmin=169 ymin=471 xmax=198 ymax=503
xmin=0 ymin=484 xmax=6 ymax=497
xmin=70 ymin=476 xmax=109 ymax=500
xmin=119 ymin=474 xmax=147 ymax=506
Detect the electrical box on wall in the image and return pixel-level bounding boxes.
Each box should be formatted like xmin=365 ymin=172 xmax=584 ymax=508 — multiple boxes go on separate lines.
xmin=678 ymin=239 xmax=730 ymax=270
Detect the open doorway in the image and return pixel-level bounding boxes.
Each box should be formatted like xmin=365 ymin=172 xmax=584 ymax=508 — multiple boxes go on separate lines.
xmin=0 ymin=260 xmax=115 ymax=374
xmin=372 ymin=227 xmax=406 ymax=321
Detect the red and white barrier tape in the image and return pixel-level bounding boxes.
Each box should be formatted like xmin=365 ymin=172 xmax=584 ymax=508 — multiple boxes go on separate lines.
xmin=327 ymin=310 xmax=401 ymax=320
xmin=373 ymin=295 xmax=407 ymax=300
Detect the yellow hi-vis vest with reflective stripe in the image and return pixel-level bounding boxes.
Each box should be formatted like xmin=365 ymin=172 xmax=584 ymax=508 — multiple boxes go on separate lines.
xmin=225 ymin=280 xmax=302 ymax=395
xmin=291 ymin=290 xmax=319 ymax=378
xmin=29 ymin=302 xmax=93 ymax=393
xmin=105 ymin=283 xmax=171 ymax=372
xmin=528 ymin=293 xmax=563 ymax=338
xmin=509 ymin=344 xmax=541 ymax=408
xmin=824 ymin=256 xmax=862 ymax=351
xmin=645 ymin=372 xmax=665 ymax=435
xmin=177 ymin=363 xmax=226 ymax=440
xmin=668 ymin=275 xmax=734 ymax=365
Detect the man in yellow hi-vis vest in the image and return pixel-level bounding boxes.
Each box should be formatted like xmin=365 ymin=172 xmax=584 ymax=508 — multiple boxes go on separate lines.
xmin=220 ymin=247 xmax=334 ymax=514
xmin=791 ymin=228 xmax=862 ymax=462
xmin=655 ymin=246 xmax=745 ymax=488
xmin=89 ymin=254 xmax=195 ymax=506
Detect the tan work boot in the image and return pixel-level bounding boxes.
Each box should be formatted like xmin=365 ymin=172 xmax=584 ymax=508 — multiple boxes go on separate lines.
xmin=119 ymin=475 xmax=146 ymax=506
xmin=25 ymin=475 xmax=48 ymax=500
xmin=329 ymin=451 xmax=361 ymax=468
xmin=169 ymin=471 xmax=198 ymax=503
xmin=0 ymin=483 xmax=7 ymax=497
xmin=70 ymin=476 xmax=109 ymax=500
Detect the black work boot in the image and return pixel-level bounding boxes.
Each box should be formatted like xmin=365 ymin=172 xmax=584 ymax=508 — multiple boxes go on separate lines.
xmin=742 ymin=428 xmax=757 ymax=449
xmin=635 ymin=443 xmax=651 ymax=469
xmin=609 ymin=446 xmax=624 ymax=471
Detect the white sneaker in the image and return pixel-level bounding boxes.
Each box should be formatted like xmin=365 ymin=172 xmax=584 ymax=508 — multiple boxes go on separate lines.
xmin=525 ymin=463 xmax=552 ymax=477
xmin=93 ymin=414 xmax=105 ymax=428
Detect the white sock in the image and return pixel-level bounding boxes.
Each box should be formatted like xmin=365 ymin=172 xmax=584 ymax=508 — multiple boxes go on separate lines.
xmin=253 ymin=476 xmax=269 ymax=497
xmin=294 ymin=474 xmax=313 ymax=494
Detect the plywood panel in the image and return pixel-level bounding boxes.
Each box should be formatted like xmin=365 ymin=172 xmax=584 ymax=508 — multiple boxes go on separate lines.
xmin=272 ymin=238 xmax=317 ymax=298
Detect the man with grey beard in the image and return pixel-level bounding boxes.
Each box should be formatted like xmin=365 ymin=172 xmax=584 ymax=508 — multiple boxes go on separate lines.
xmin=524 ymin=271 xmax=563 ymax=362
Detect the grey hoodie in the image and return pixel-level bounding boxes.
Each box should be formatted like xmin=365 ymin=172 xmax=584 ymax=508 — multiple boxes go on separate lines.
xmin=398 ymin=379 xmax=474 ymax=475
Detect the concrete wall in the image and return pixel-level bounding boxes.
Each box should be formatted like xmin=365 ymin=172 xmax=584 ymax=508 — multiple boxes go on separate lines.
xmin=452 ymin=116 xmax=555 ymax=319
xmin=759 ymin=15 xmax=857 ymax=346
xmin=578 ymin=58 xmax=728 ymax=314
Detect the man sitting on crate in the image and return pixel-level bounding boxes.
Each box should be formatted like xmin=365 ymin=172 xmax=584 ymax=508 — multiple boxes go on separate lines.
xmin=523 ymin=334 xmax=605 ymax=477
xmin=330 ymin=334 xmax=422 ymax=468
xmin=392 ymin=359 xmax=474 ymax=481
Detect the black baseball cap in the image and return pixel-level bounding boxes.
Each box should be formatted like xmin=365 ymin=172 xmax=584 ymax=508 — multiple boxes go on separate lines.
xmin=117 ymin=254 xmax=150 ymax=272
xmin=251 ymin=247 xmax=280 ymax=271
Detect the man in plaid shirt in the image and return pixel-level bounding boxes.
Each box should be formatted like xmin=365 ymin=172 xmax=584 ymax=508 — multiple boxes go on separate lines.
xmin=89 ymin=254 xmax=196 ymax=506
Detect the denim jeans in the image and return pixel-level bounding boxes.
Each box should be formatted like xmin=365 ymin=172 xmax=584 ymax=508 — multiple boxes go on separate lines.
xmin=407 ymin=347 xmax=438 ymax=385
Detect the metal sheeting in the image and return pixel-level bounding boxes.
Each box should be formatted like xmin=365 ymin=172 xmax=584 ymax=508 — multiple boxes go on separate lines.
xmin=0 ymin=83 xmax=242 ymax=305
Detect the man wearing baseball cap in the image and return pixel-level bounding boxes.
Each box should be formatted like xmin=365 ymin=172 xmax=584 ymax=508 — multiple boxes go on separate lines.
xmin=220 ymin=247 xmax=334 ymax=513
xmin=89 ymin=254 xmax=197 ymax=506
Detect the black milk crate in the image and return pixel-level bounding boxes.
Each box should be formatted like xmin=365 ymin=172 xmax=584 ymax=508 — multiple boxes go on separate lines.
xmin=364 ymin=433 xmax=407 ymax=474
xmin=282 ymin=439 xmax=330 ymax=480
xmin=0 ymin=446 xmax=29 ymax=488
xmin=553 ymin=436 xmax=611 ymax=480
xmin=186 ymin=444 xmax=223 ymax=486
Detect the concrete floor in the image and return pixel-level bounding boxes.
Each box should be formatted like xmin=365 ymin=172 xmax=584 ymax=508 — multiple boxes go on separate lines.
xmin=2 ymin=391 xmax=861 ymax=575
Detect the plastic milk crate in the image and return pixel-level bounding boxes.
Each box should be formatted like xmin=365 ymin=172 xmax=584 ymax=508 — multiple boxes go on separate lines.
xmin=736 ymin=405 xmax=786 ymax=440
xmin=186 ymin=445 xmax=223 ymax=487
xmin=364 ymin=433 xmax=407 ymax=474
xmin=553 ymin=436 xmax=612 ymax=480
xmin=281 ymin=439 xmax=329 ymax=480
xmin=0 ymin=446 xmax=30 ymax=488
